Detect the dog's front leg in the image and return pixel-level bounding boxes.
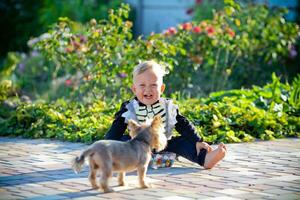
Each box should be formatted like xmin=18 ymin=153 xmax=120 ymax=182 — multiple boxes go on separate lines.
xmin=100 ymin=169 xmax=113 ymax=193
xmin=137 ymin=166 xmax=149 ymax=188
xmin=118 ymin=172 xmax=126 ymax=186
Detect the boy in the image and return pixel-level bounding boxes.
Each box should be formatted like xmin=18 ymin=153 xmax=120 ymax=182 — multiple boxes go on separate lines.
xmin=105 ymin=60 xmax=226 ymax=169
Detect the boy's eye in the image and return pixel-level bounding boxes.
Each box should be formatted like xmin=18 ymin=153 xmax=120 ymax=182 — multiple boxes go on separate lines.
xmin=151 ymin=84 xmax=158 ymax=87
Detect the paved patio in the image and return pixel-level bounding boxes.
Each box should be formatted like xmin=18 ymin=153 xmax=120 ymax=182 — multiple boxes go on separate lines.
xmin=0 ymin=137 xmax=299 ymax=200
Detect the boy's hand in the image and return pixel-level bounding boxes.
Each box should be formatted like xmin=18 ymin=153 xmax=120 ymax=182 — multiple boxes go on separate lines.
xmin=196 ymin=142 xmax=212 ymax=155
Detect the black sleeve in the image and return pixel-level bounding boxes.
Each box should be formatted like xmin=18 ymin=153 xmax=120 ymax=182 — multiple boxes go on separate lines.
xmin=175 ymin=109 xmax=203 ymax=143
xmin=104 ymin=101 xmax=129 ymax=140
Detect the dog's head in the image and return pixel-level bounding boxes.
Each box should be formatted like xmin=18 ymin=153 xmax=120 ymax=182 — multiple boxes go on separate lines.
xmin=127 ymin=119 xmax=142 ymax=138
xmin=128 ymin=116 xmax=167 ymax=151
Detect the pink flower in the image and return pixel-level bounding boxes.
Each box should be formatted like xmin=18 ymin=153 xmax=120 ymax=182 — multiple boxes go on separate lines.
xmin=206 ymin=26 xmax=215 ymax=37
xmin=65 ymin=79 xmax=72 ymax=86
xmin=192 ymin=26 xmax=202 ymax=33
xmin=79 ymin=35 xmax=87 ymax=43
xmin=196 ymin=0 xmax=203 ymax=4
xmin=182 ymin=22 xmax=192 ymax=31
xmin=168 ymin=27 xmax=177 ymax=35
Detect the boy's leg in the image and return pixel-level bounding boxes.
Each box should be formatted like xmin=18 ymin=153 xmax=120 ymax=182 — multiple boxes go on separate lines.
xmin=165 ymin=137 xmax=207 ymax=166
xmin=165 ymin=137 xmax=226 ymax=168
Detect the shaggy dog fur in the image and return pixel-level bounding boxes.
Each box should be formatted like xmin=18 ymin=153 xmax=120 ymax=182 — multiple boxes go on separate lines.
xmin=71 ymin=116 xmax=167 ymax=193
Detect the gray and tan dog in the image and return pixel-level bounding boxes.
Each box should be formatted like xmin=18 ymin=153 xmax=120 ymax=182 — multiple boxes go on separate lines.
xmin=71 ymin=116 xmax=167 ymax=193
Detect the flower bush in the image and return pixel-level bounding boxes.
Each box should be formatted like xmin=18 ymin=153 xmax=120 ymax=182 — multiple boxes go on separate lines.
xmin=164 ymin=0 xmax=300 ymax=96
xmin=3 ymin=1 xmax=299 ymax=101
xmin=33 ymin=4 xmax=185 ymax=101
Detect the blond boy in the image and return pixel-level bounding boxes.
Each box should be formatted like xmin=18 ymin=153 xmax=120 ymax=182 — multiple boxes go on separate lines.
xmin=105 ymin=60 xmax=226 ymax=169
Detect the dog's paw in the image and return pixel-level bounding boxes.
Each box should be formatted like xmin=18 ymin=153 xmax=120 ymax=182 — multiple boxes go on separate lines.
xmin=118 ymin=181 xmax=126 ymax=186
xmin=103 ymin=188 xmax=114 ymax=193
xmin=140 ymin=183 xmax=151 ymax=189
xmin=91 ymin=185 xmax=99 ymax=190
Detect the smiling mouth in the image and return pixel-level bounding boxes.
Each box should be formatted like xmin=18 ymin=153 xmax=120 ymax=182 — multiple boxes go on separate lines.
xmin=144 ymin=94 xmax=153 ymax=99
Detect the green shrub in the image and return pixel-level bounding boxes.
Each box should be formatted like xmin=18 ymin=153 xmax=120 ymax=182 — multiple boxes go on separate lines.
xmin=180 ymin=73 xmax=299 ymax=143
xmin=0 ymin=99 xmax=118 ymax=143
xmin=1 ymin=74 xmax=298 ymax=143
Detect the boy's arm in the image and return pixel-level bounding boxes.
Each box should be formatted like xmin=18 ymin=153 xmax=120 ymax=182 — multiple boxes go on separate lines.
xmin=175 ymin=109 xmax=203 ymax=143
xmin=104 ymin=102 xmax=128 ymax=140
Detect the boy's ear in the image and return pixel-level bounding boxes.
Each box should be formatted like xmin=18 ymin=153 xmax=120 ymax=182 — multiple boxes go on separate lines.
xmin=160 ymin=84 xmax=166 ymax=93
xmin=131 ymin=84 xmax=136 ymax=94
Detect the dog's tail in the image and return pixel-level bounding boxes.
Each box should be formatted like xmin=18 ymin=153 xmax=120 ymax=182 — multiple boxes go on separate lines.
xmin=71 ymin=148 xmax=93 ymax=174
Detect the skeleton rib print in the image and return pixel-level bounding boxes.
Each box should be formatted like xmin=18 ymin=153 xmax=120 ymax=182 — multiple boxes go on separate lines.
xmin=135 ymin=101 xmax=167 ymax=129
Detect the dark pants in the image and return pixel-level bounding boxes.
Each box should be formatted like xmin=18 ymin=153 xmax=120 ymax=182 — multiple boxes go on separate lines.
xmin=120 ymin=135 xmax=207 ymax=166
xmin=165 ymin=136 xmax=207 ymax=166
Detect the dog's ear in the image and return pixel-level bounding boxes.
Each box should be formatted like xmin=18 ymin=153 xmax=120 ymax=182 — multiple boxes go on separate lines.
xmin=128 ymin=120 xmax=140 ymax=135
xmin=151 ymin=115 xmax=162 ymax=129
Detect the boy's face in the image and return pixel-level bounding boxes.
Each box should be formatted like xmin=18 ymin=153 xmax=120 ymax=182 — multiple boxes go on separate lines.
xmin=132 ymin=69 xmax=165 ymax=105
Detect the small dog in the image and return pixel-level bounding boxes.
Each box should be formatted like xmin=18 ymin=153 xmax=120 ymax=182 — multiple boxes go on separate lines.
xmin=71 ymin=115 xmax=167 ymax=193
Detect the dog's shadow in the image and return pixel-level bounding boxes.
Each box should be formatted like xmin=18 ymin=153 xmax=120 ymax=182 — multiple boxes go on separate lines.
xmin=31 ymin=167 xmax=202 ymax=199
xmin=0 ymin=165 xmax=203 ymax=199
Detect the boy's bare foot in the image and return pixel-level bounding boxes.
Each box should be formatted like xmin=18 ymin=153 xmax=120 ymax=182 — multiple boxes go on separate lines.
xmin=218 ymin=142 xmax=227 ymax=151
xmin=203 ymin=143 xmax=226 ymax=169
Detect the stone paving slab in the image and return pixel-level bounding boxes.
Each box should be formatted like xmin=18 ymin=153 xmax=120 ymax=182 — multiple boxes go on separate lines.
xmin=0 ymin=137 xmax=299 ymax=200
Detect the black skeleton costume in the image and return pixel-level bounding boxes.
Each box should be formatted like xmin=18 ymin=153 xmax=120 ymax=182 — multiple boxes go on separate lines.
xmin=105 ymin=97 xmax=207 ymax=166
xmin=106 ymin=97 xmax=202 ymax=143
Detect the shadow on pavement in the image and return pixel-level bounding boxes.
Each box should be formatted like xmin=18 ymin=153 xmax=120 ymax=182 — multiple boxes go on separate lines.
xmin=26 ymin=188 xmax=104 ymax=200
xmin=0 ymin=166 xmax=202 ymax=187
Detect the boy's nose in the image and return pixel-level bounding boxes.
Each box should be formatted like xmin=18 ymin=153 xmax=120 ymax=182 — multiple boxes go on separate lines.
xmin=145 ymin=86 xmax=151 ymax=92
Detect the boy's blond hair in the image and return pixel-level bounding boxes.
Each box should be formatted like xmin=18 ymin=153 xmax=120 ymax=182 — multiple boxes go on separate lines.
xmin=133 ymin=61 xmax=166 ymax=80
